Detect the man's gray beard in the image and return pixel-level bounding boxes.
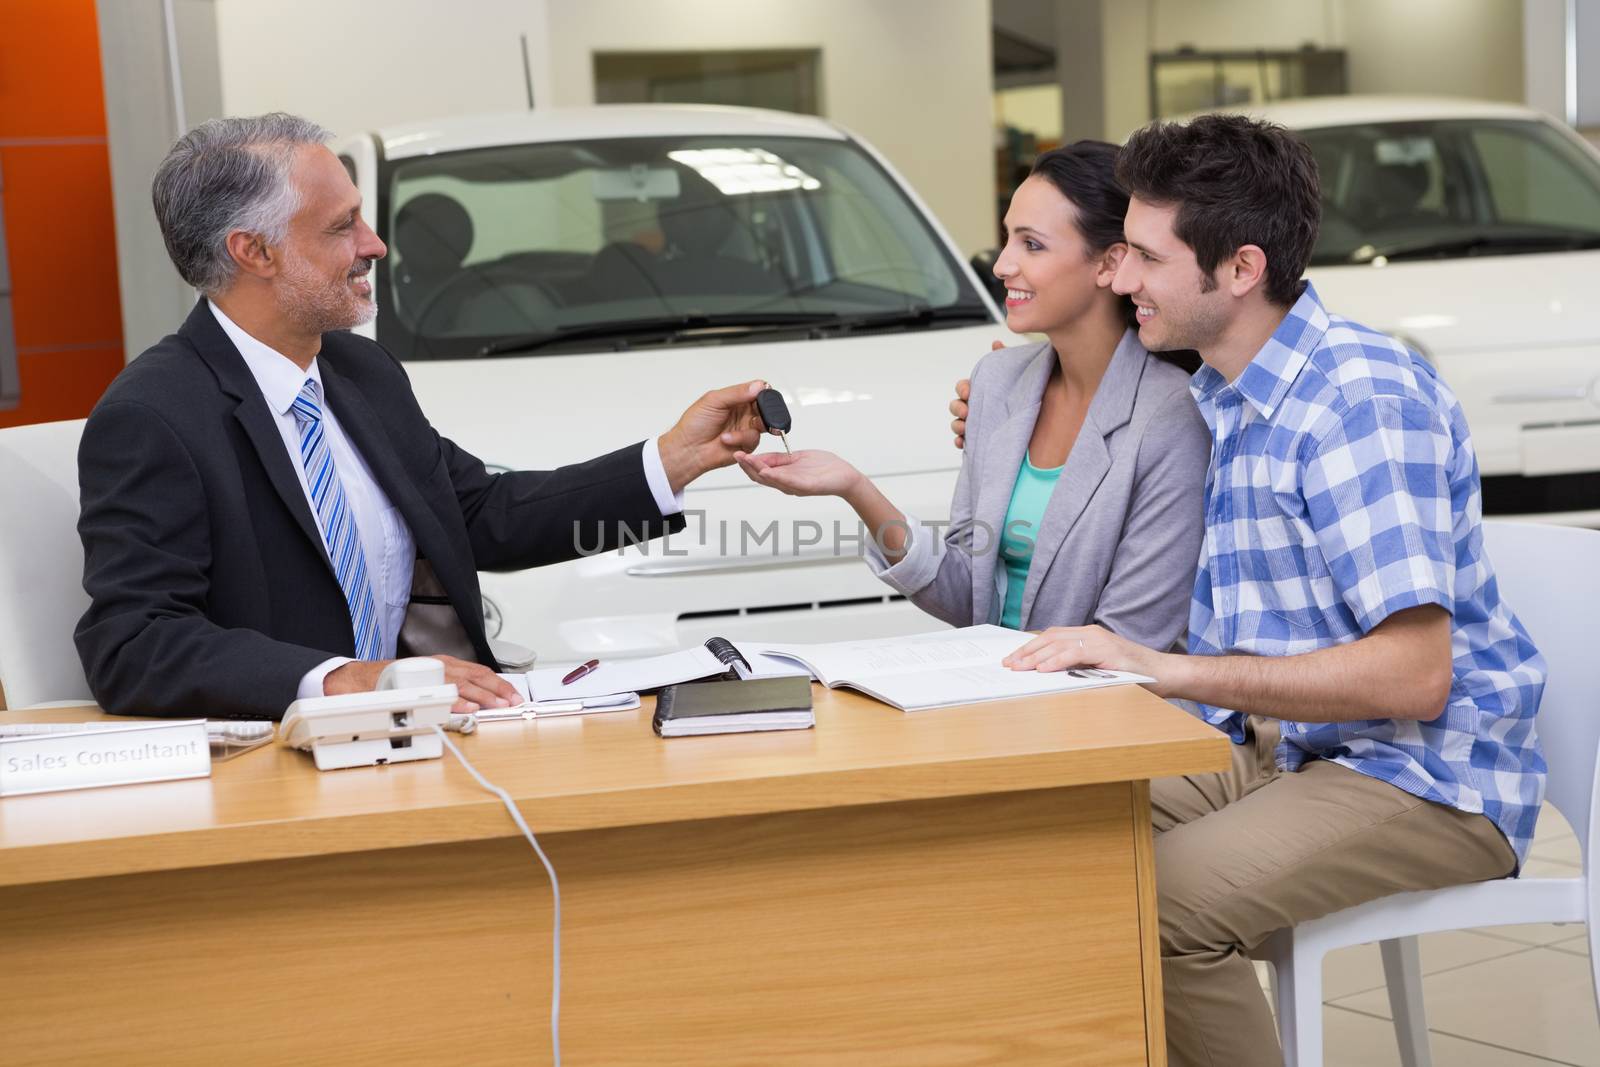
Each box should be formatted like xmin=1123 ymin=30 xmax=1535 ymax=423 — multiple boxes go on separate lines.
xmin=277 ymin=254 xmax=376 ymax=334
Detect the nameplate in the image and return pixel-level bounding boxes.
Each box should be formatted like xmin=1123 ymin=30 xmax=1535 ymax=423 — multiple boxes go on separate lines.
xmin=0 ymin=720 xmax=211 ymax=797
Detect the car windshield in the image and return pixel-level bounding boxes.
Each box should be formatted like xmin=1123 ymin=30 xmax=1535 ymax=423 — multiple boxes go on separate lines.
xmin=376 ymin=134 xmax=986 ymax=360
xmin=1301 ymin=117 xmax=1600 ymax=267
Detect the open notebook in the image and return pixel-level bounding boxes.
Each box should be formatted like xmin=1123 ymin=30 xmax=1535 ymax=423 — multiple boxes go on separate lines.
xmin=502 ymin=626 xmax=1149 ymax=713
xmin=504 ymin=644 xmax=744 ymax=704
xmin=738 ymin=624 xmax=1153 ymax=712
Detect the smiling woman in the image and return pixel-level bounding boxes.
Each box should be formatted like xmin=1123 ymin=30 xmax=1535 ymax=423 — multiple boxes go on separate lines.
xmin=735 ymin=140 xmax=1212 ymax=653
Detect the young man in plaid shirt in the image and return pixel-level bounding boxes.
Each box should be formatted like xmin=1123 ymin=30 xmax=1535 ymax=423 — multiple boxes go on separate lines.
xmin=1001 ymin=115 xmax=1547 ymax=1066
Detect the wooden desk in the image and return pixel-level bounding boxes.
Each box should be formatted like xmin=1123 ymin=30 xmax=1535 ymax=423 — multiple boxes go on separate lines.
xmin=0 ymin=686 xmax=1227 ymax=1066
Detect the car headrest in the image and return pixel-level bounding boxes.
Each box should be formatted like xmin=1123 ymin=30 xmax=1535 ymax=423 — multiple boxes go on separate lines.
xmin=395 ymin=193 xmax=474 ymax=276
xmin=1373 ymin=163 xmax=1431 ymax=214
xmin=659 ymin=171 xmax=737 ymax=258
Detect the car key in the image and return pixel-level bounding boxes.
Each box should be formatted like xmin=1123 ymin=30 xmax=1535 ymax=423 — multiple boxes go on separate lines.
xmin=756 ymin=388 xmax=793 ymax=454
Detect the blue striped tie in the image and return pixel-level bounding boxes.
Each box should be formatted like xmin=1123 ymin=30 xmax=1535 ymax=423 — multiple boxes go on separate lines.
xmin=290 ymin=379 xmax=384 ymax=661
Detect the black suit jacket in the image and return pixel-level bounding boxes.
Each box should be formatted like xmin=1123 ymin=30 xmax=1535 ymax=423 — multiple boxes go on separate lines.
xmin=75 ymin=300 xmax=682 ymax=719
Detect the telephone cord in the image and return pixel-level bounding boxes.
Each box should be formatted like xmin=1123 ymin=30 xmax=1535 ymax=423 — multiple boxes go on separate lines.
xmin=434 ymin=727 xmax=561 ymax=1066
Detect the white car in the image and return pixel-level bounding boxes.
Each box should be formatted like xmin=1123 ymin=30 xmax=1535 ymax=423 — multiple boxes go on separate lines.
xmin=1256 ymin=96 xmax=1600 ymax=524
xmin=333 ymin=106 xmax=1015 ymax=663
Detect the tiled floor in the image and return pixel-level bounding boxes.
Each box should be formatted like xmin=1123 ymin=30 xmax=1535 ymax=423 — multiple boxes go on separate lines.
xmin=1251 ymin=803 xmax=1597 ymax=1065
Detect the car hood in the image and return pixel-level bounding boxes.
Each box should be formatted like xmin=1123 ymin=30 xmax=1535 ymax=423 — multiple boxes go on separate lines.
xmin=399 ymin=323 xmax=1015 ymax=493
xmin=1306 ymin=249 xmax=1600 ymax=354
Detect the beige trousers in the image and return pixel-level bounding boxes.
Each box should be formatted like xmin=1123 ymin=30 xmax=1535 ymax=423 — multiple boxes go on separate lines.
xmin=1152 ymin=717 xmax=1516 ymax=1067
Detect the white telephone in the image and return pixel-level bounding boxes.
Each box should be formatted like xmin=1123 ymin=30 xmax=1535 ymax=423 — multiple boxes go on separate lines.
xmin=278 ymin=657 xmax=458 ymax=770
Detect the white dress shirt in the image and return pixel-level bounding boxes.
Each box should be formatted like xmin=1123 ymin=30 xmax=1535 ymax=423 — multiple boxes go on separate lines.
xmin=208 ymin=302 xmax=683 ymax=698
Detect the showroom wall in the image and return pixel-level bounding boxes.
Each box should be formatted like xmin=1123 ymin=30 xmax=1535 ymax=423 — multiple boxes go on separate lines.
xmin=95 ymin=0 xmax=223 ymax=365
xmin=1340 ymin=0 xmax=1523 ymax=102
xmin=213 ymin=0 xmax=546 ymax=135
xmin=1524 ymin=0 xmax=1568 ymax=120
xmin=210 ymin=0 xmax=996 ymax=257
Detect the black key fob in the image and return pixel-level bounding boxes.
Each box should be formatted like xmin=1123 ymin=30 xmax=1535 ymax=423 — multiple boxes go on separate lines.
xmin=755 ymin=388 xmax=792 ymax=435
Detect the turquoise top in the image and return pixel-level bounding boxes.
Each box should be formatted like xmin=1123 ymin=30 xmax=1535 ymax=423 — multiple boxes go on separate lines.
xmin=998 ymin=453 xmax=1063 ymax=629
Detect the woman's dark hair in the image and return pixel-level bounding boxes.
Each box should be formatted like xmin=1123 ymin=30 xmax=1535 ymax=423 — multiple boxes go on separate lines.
xmin=1116 ymin=113 xmax=1321 ymax=308
xmin=1028 ymin=141 xmax=1200 ymax=373
xmin=1029 ymin=140 xmax=1128 ymax=263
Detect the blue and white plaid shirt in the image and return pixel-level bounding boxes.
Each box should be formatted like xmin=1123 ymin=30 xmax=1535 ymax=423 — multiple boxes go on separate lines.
xmin=1186 ymin=282 xmax=1546 ymax=866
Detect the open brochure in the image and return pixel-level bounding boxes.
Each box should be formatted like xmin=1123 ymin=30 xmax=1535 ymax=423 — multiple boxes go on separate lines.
xmin=498 ymin=625 xmax=1150 ymax=713
xmin=738 ymin=624 xmax=1154 ymax=712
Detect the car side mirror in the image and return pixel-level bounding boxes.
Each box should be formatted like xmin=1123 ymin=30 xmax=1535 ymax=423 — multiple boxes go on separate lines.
xmin=968 ymin=249 xmax=1006 ymax=308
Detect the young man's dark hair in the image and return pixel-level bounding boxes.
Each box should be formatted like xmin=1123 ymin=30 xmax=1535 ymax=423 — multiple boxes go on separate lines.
xmin=1115 ymin=113 xmax=1321 ymax=307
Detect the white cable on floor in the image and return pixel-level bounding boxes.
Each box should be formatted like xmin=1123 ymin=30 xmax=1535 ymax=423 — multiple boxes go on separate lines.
xmin=435 ymin=727 xmax=561 ymax=1066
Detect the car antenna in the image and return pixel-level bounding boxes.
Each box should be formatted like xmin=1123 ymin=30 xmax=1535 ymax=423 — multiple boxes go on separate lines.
xmin=520 ymin=34 xmax=536 ymax=110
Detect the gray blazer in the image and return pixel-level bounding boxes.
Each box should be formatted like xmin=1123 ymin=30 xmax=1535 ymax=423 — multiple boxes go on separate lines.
xmin=867 ymin=330 xmax=1210 ymax=651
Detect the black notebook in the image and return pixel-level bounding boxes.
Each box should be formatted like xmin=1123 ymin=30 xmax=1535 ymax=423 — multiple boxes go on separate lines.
xmin=652 ymin=676 xmax=815 ymax=738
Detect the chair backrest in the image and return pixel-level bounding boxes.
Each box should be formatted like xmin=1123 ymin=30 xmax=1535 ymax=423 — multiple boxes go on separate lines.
xmin=0 ymin=419 xmax=91 ymax=708
xmin=1481 ymin=520 xmax=1600 ymax=868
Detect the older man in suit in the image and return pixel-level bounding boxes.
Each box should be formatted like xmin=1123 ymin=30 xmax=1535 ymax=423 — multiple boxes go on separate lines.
xmin=76 ymin=113 xmax=769 ymax=719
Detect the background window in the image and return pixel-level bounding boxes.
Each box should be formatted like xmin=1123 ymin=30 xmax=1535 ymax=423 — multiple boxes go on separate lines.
xmin=1148 ymin=48 xmax=1346 ymax=118
xmin=594 ymin=50 xmax=822 ymax=115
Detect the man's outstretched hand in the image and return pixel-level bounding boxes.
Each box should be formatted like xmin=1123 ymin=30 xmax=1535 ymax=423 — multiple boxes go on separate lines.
xmin=659 ymin=380 xmax=773 ymax=493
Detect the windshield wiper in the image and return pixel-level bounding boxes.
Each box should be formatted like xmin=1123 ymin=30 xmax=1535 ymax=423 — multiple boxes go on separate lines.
xmin=808 ymin=303 xmax=994 ymax=334
xmin=479 ymin=312 xmax=846 ymax=357
xmin=1366 ymin=231 xmax=1600 ymax=263
xmin=478 ymin=304 xmax=993 ymax=357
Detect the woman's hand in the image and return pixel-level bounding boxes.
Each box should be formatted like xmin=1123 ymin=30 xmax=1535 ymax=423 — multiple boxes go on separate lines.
xmin=1002 ymin=624 xmax=1173 ymax=696
xmin=738 ymin=449 xmax=913 ymax=560
xmin=734 ymin=449 xmax=865 ymax=498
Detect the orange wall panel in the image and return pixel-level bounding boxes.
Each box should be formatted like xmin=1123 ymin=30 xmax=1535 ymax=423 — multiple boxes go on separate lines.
xmin=2 ymin=143 xmax=123 ymax=349
xmin=0 ymin=0 xmax=109 ymax=139
xmin=0 ymin=346 xmax=122 ymax=428
xmin=0 ymin=0 xmax=124 ymax=426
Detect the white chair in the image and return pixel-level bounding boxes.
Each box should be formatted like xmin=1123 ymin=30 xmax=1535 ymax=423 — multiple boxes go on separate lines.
xmin=0 ymin=419 xmax=92 ymax=709
xmin=1256 ymin=519 xmax=1600 ymax=1066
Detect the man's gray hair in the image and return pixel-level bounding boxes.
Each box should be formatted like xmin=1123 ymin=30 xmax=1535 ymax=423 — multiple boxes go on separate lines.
xmin=151 ymin=112 xmax=333 ymax=295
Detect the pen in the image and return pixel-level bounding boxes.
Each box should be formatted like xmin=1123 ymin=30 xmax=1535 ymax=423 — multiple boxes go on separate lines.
xmin=561 ymin=659 xmax=601 ymax=686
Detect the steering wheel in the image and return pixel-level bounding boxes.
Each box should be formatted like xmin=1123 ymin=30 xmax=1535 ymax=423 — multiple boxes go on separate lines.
xmin=410 ymin=262 xmax=562 ymax=338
